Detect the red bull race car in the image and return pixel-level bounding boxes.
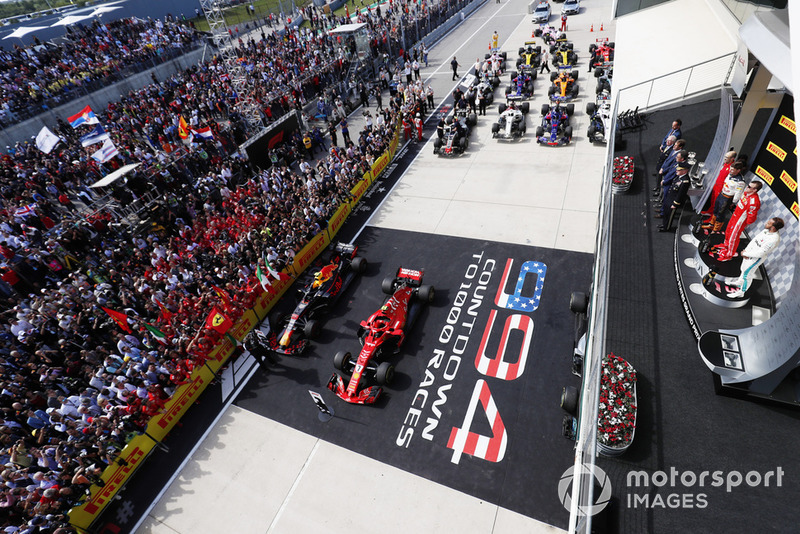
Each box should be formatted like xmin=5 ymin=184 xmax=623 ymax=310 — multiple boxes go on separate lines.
xmin=536 ymin=102 xmax=574 ymax=146
xmin=327 ymin=267 xmax=435 ymax=404
xmin=267 ymin=243 xmax=367 ymax=355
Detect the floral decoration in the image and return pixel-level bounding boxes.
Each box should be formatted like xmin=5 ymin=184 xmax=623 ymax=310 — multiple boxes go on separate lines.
xmin=598 ymin=352 xmax=637 ymax=447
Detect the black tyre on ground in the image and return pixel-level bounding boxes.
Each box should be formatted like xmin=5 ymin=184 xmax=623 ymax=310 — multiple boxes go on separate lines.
xmin=333 ymin=350 xmax=352 ymax=372
xmin=351 ymin=256 xmax=367 ymax=274
xmin=381 ymin=277 xmax=396 ymax=295
xmin=304 ymin=319 xmax=321 ymax=339
xmin=561 ymin=385 xmax=579 ymax=415
xmin=498 ymin=103 xmax=507 ymax=114
xmin=417 ymin=284 xmax=435 ymax=304
xmin=566 ymin=103 xmax=574 ymax=116
xmin=586 ymin=102 xmax=596 ymax=115
xmin=570 ymin=291 xmax=589 ymax=314
xmin=376 ymin=362 xmax=395 ymax=385
xmin=521 ymin=102 xmax=530 ymax=114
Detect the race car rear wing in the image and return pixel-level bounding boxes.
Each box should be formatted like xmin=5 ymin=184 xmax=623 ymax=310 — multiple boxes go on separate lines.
xmin=397 ymin=267 xmax=424 ymax=285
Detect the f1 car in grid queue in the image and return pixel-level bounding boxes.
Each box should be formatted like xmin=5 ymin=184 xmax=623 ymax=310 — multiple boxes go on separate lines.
xmin=492 ymin=101 xmax=530 ymax=140
xmin=506 ymin=70 xmax=536 ymax=100
xmin=433 ymin=109 xmax=476 ymax=156
xmin=551 ymin=41 xmax=578 ymax=69
xmin=327 ymin=267 xmax=435 ymax=405
xmin=586 ymin=99 xmax=613 ymax=144
xmin=471 ymin=72 xmax=500 ymax=106
xmin=484 ymin=48 xmax=507 ymax=71
xmin=266 ymin=243 xmax=367 ymax=355
xmin=594 ymin=66 xmax=612 ymax=98
xmin=536 ymin=102 xmax=574 ymax=146
xmin=533 ymin=24 xmax=566 ymax=47
xmin=589 ymin=40 xmax=615 ymax=70
xmin=516 ymin=41 xmax=542 ymax=72
xmin=548 ymin=69 xmax=579 ymax=101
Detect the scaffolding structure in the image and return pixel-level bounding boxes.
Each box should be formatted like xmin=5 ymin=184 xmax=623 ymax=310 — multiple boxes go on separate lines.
xmin=198 ymin=0 xmax=265 ymax=134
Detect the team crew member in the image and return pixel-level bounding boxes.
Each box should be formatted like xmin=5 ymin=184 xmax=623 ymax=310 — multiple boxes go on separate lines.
xmin=728 ymin=217 xmax=783 ymax=298
xmin=714 ymin=181 xmax=762 ymax=261
xmin=451 ymin=56 xmax=460 ymax=80
xmin=415 ymin=114 xmax=423 ymax=141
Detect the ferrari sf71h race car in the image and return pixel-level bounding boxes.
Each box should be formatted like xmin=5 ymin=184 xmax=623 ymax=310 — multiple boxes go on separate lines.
xmin=492 ymin=101 xmax=530 ymax=140
xmin=327 ymin=267 xmax=435 ymax=404
xmin=516 ymin=42 xmax=542 ymax=72
xmin=536 ymin=102 xmax=574 ymax=146
xmin=506 ymin=70 xmax=535 ymax=100
xmin=589 ymin=41 xmax=615 ymax=69
xmin=434 ymin=111 xmax=474 ymax=156
xmin=267 ymin=243 xmax=367 ymax=355
xmin=548 ymin=70 xmax=579 ymax=102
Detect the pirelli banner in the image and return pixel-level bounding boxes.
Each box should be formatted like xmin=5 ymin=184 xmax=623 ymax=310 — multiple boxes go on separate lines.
xmin=68 ymin=435 xmax=155 ymax=529
xmin=751 ymin=95 xmax=798 ymax=219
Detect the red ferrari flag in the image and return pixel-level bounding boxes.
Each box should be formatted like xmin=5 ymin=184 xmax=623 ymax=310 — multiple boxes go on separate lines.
xmin=101 ymin=306 xmax=132 ymax=333
xmin=205 ymin=307 xmax=233 ymax=334
xmin=211 ymin=285 xmax=232 ymax=308
xmin=156 ymin=299 xmax=173 ymax=322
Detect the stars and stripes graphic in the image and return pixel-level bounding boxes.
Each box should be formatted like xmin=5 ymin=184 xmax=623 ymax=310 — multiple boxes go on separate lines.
xmin=494 ymin=259 xmax=547 ymax=311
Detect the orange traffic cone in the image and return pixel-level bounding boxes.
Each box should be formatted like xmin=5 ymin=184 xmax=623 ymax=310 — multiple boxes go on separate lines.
xmin=590 ymin=24 xmax=593 ymax=32
xmin=600 ymin=23 xmax=604 ymax=31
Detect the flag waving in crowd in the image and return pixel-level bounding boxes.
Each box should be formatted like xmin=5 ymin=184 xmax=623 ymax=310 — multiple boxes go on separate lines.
xmin=205 ymin=307 xmax=233 ymax=335
xmin=67 ymin=105 xmax=100 ymax=128
xmin=101 ymin=306 xmax=132 ymax=333
xmin=80 ymin=124 xmax=110 ymax=148
xmin=178 ymin=116 xmax=193 ymax=143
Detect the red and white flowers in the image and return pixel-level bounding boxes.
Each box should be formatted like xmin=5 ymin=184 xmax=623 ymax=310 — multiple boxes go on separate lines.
xmin=598 ymin=352 xmax=637 ymax=447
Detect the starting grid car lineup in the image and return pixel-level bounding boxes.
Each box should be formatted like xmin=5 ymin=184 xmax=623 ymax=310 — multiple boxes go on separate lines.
xmin=586 ymin=100 xmax=613 ymax=144
xmin=548 ymin=70 xmax=579 ymax=101
xmin=327 ymin=267 xmax=435 ymax=405
xmin=516 ymin=42 xmax=542 ymax=72
xmin=434 ymin=100 xmax=477 ymax=157
xmin=536 ymin=102 xmax=574 ymax=146
xmin=267 ymin=243 xmax=367 ymax=355
xmin=551 ymin=42 xmax=578 ymax=69
xmin=492 ymin=101 xmax=530 ymax=140
xmin=506 ymin=70 xmax=536 ymax=100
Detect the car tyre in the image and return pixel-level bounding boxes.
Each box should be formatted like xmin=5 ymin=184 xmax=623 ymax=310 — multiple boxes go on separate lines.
xmin=376 ymin=362 xmax=395 ymax=386
xmin=521 ymin=102 xmax=530 ymax=114
xmin=333 ymin=350 xmax=352 ymax=372
xmin=417 ymin=284 xmax=435 ymax=304
xmin=536 ymin=126 xmax=544 ymax=137
xmin=491 ymin=122 xmax=500 ymax=134
xmin=586 ymin=102 xmax=596 ymax=115
xmin=566 ymin=103 xmax=575 ymax=116
xmin=304 ymin=319 xmax=321 ymax=339
xmin=541 ymin=103 xmax=550 ymax=115
xmin=589 ymin=44 xmax=597 ymax=54
xmin=382 ymin=277 xmax=396 ymax=295
xmin=468 ymin=112 xmax=477 ymax=126
xmin=549 ymin=71 xmax=558 ymax=82
xmin=570 ymin=291 xmax=589 ymax=314
xmin=565 ymin=125 xmax=573 ymax=140
xmin=561 ymin=386 xmax=579 ymax=415
xmin=351 ymin=256 xmax=367 ymax=274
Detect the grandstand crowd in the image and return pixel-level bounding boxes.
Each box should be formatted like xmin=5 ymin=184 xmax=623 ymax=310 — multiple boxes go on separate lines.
xmin=0 ymin=0 xmax=450 ymax=530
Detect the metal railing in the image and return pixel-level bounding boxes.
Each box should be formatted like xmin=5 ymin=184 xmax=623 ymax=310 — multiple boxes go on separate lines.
xmin=617 ymin=52 xmax=737 ymax=112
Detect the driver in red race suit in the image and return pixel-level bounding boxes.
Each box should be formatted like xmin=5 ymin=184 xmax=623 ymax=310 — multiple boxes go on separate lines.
xmin=714 ymin=181 xmax=762 ymax=262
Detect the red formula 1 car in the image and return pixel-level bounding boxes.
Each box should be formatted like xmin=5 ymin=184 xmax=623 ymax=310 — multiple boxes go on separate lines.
xmin=267 ymin=243 xmax=367 ymax=355
xmin=327 ymin=267 xmax=435 ymax=404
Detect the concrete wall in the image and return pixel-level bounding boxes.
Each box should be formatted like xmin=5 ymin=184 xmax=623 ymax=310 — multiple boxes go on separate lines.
xmin=0 ymin=47 xmax=208 ymax=148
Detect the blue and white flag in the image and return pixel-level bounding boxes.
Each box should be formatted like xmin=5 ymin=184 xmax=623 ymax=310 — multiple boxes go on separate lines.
xmin=80 ymin=124 xmax=110 ymax=147
xmin=91 ymin=138 xmax=118 ymax=163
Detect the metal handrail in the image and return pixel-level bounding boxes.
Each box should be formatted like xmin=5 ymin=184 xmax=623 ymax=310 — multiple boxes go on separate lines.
xmin=617 ymin=52 xmax=737 ymax=111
